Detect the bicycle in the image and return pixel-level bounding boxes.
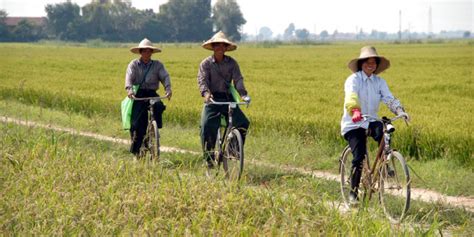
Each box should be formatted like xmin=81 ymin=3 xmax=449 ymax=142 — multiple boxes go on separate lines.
xmin=339 ymin=114 xmax=411 ymax=223
xmin=132 ymin=96 xmax=168 ymax=161
xmin=206 ymin=99 xmax=250 ymax=180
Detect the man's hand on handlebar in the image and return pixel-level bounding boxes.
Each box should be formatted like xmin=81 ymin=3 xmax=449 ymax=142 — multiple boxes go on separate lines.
xmin=165 ymin=90 xmax=172 ymax=101
xmin=127 ymin=89 xmax=135 ymax=99
xmin=204 ymin=92 xmax=213 ymax=103
xmin=242 ymin=95 xmax=251 ymax=103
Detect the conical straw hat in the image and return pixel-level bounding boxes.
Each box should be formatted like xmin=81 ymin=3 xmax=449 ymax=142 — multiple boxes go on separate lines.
xmin=347 ymin=46 xmax=390 ymax=74
xmin=201 ymin=31 xmax=237 ymax=51
xmin=130 ymin=38 xmax=161 ymax=54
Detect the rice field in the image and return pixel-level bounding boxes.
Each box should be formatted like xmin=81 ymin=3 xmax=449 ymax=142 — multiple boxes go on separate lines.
xmin=1 ymin=123 xmax=472 ymax=235
xmin=0 ymin=42 xmax=472 ymax=167
xmin=0 ymin=41 xmax=473 ymax=234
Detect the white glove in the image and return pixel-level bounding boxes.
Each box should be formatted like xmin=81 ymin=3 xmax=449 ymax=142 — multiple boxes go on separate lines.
xmin=242 ymin=95 xmax=251 ymax=103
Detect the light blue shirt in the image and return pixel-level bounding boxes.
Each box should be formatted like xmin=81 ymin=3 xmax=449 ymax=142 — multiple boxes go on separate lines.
xmin=340 ymin=71 xmax=402 ymax=135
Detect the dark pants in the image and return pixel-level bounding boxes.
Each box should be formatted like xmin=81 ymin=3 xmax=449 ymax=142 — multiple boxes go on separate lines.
xmin=129 ymin=89 xmax=166 ymax=154
xmin=344 ymin=121 xmax=383 ymax=194
xmin=200 ymin=100 xmax=250 ymax=162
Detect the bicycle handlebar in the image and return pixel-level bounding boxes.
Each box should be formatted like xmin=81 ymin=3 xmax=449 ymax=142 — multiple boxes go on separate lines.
xmin=362 ymin=114 xmax=408 ymax=123
xmin=207 ymin=98 xmax=250 ymax=106
xmin=132 ymin=96 xmax=169 ymax=101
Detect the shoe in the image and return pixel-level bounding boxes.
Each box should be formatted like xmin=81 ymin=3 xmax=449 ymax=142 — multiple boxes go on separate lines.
xmin=206 ymin=159 xmax=215 ymax=169
xmin=349 ymin=191 xmax=359 ymax=206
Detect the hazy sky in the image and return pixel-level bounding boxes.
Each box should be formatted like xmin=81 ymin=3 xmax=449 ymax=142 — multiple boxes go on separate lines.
xmin=1 ymin=0 xmax=472 ymax=34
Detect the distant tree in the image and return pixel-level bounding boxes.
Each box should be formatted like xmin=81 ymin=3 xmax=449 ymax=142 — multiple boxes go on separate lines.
xmin=159 ymin=0 xmax=212 ymax=42
xmin=142 ymin=13 xmax=172 ymax=42
xmin=319 ymin=30 xmax=328 ymax=40
xmin=358 ymin=28 xmax=366 ymax=39
xmin=283 ymin=23 xmax=295 ymax=40
xmin=82 ymin=2 xmax=114 ymax=40
xmin=370 ymin=29 xmax=378 ymax=39
xmin=332 ymin=30 xmax=338 ymax=39
xmin=295 ymin=28 xmax=310 ymax=41
xmin=45 ymin=2 xmax=82 ymax=40
xmin=463 ymin=31 xmax=471 ymax=38
xmin=106 ymin=1 xmax=147 ymax=41
xmin=212 ymin=0 xmax=246 ymax=41
xmin=258 ymin=26 xmax=273 ymax=41
xmin=11 ymin=20 xmax=43 ymax=42
xmin=0 ymin=10 xmax=10 ymax=41
xmin=378 ymin=31 xmax=387 ymax=40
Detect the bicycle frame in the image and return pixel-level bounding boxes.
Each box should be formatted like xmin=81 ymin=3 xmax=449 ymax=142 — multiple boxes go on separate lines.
xmin=204 ymin=99 xmax=249 ymax=179
xmin=132 ymin=96 xmax=168 ymax=159
xmin=207 ymin=99 xmax=249 ymax=147
xmin=361 ymin=115 xmax=405 ymax=199
xmin=133 ymin=96 xmax=168 ymax=121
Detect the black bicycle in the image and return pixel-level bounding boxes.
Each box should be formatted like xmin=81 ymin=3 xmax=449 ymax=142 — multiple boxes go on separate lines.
xmin=132 ymin=96 xmax=168 ymax=161
xmin=206 ymin=99 xmax=250 ymax=180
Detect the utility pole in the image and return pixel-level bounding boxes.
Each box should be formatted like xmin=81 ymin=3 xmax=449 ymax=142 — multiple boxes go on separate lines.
xmin=428 ymin=6 xmax=433 ymax=38
xmin=398 ymin=10 xmax=402 ymax=41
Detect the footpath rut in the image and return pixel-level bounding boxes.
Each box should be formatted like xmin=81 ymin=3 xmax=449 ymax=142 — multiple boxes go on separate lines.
xmin=2 ymin=115 xmax=473 ymax=213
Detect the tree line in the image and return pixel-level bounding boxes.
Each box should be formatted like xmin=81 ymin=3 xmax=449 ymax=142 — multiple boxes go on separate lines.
xmin=0 ymin=0 xmax=246 ymax=42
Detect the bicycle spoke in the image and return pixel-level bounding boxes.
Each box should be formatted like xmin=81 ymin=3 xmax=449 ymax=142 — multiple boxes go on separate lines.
xmin=223 ymin=129 xmax=243 ymax=181
xmin=379 ymin=152 xmax=410 ymax=223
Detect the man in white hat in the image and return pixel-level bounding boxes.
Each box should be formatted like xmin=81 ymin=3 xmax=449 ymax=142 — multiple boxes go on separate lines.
xmin=125 ymin=38 xmax=172 ymax=156
xmin=340 ymin=46 xmax=410 ymax=204
xmin=197 ymin=31 xmax=251 ymax=168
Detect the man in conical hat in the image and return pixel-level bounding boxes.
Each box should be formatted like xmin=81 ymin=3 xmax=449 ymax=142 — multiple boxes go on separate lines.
xmin=340 ymin=46 xmax=410 ymax=204
xmin=197 ymin=31 xmax=251 ymax=169
xmin=125 ymin=38 xmax=172 ymax=156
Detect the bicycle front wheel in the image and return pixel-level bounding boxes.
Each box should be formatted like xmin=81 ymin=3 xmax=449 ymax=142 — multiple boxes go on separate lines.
xmin=222 ymin=128 xmax=244 ymax=181
xmin=379 ymin=151 xmax=410 ymax=222
xmin=339 ymin=145 xmax=353 ymax=208
xmin=147 ymin=120 xmax=160 ymax=160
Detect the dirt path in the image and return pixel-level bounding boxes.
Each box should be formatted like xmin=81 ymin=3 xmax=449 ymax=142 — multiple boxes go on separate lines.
xmin=2 ymin=115 xmax=473 ymax=212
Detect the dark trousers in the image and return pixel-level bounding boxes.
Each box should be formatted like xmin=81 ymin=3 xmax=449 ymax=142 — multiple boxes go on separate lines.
xmin=343 ymin=121 xmax=383 ymax=194
xmin=200 ymin=102 xmax=250 ymax=161
xmin=129 ymin=89 xmax=166 ymax=154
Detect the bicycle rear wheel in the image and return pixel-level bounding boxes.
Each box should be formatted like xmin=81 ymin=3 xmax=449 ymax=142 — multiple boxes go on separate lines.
xmin=340 ymin=145 xmax=375 ymax=207
xmin=222 ymin=128 xmax=244 ymax=181
xmin=379 ymin=151 xmax=410 ymax=222
xmin=206 ymin=127 xmax=224 ymax=178
xmin=146 ymin=120 xmax=160 ymax=160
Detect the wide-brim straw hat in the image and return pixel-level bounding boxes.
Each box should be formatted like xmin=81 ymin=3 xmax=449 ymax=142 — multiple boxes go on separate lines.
xmin=202 ymin=31 xmax=237 ymax=51
xmin=130 ymin=38 xmax=161 ymax=54
xmin=348 ymin=46 xmax=390 ymax=74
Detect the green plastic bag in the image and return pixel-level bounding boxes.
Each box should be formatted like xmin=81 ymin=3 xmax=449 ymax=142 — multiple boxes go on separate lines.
xmin=229 ymin=84 xmax=240 ymax=102
xmin=121 ymin=97 xmax=133 ymax=129
xmin=121 ymin=85 xmax=139 ymax=130
xmin=219 ymin=84 xmax=241 ymax=127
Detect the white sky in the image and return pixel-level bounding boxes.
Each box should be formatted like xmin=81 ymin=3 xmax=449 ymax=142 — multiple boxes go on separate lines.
xmin=1 ymin=0 xmax=472 ymax=34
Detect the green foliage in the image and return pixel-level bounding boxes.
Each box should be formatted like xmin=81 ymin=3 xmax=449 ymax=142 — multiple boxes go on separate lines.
xmin=41 ymin=0 xmax=217 ymax=42
xmin=158 ymin=0 xmax=213 ymax=42
xmin=10 ymin=20 xmax=45 ymax=42
xmin=45 ymin=1 xmax=82 ymax=40
xmin=0 ymin=10 xmax=10 ymax=41
xmin=212 ymin=0 xmax=246 ymax=41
